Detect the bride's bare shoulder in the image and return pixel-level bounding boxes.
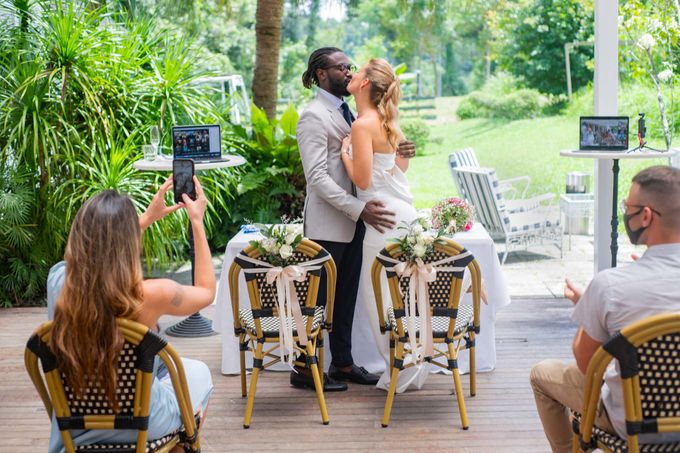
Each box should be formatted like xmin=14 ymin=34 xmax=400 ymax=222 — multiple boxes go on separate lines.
xmin=351 ymin=114 xmax=381 ymax=134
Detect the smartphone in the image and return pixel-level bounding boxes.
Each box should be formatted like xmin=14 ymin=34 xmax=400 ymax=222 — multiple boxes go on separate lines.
xmin=173 ymin=158 xmax=195 ymax=204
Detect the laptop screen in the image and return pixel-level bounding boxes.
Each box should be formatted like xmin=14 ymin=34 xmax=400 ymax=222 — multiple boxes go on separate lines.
xmin=579 ymin=116 xmax=629 ymax=151
xmin=172 ymin=125 xmax=221 ymax=160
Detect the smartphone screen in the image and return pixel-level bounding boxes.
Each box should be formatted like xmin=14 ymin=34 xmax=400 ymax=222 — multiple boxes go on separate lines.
xmin=173 ymin=158 xmax=195 ymax=204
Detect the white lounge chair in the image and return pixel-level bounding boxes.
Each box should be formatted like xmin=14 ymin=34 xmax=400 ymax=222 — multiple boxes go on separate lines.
xmin=449 ymin=148 xmax=531 ymax=209
xmin=452 ymin=166 xmax=562 ymax=264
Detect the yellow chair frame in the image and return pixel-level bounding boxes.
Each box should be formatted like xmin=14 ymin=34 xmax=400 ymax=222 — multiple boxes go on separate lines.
xmin=371 ymin=237 xmax=481 ymax=429
xmin=573 ymin=312 xmax=680 ymax=453
xmin=24 ymin=318 xmax=200 ymax=453
xmin=228 ymin=238 xmax=337 ymax=428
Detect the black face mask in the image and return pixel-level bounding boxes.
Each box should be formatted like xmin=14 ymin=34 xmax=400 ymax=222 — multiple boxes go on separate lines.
xmin=623 ymin=208 xmax=646 ymax=245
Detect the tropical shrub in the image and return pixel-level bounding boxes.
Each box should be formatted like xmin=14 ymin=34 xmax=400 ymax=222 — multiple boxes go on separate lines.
xmin=456 ymin=74 xmax=555 ymax=120
xmin=401 ymin=119 xmax=430 ymax=156
xmin=212 ymin=103 xmax=305 ymax=248
xmin=0 ymin=1 xmax=234 ymax=306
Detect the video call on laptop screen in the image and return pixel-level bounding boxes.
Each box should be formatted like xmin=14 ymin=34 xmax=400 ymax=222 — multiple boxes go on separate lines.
xmin=172 ymin=125 xmax=221 ymax=160
xmin=579 ymin=116 xmax=629 ymax=151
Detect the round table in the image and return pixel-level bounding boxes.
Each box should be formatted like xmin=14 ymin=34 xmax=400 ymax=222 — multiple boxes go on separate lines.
xmin=560 ymin=149 xmax=676 ymax=267
xmin=133 ymin=155 xmax=246 ymax=337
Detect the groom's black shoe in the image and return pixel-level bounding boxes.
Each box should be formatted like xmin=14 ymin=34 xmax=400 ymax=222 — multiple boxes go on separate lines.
xmin=290 ymin=368 xmax=348 ymax=392
xmin=328 ymin=364 xmax=380 ymax=385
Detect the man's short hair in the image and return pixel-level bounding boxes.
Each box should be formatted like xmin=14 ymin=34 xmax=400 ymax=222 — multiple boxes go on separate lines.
xmin=633 ymin=165 xmax=680 ymax=228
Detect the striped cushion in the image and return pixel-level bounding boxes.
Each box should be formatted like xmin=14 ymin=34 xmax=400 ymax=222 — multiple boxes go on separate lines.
xmin=387 ymin=304 xmax=473 ymax=337
xmin=506 ymin=209 xmax=561 ymax=233
xmin=239 ymin=306 xmax=324 ymax=337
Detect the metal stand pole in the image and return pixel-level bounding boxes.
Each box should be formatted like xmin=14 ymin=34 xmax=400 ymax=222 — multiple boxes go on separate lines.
xmin=609 ymin=159 xmax=620 ymax=268
xmin=166 ymin=220 xmax=217 ymax=337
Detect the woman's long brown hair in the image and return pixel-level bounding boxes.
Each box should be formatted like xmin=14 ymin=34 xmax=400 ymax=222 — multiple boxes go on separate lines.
xmin=50 ymin=190 xmax=143 ymax=410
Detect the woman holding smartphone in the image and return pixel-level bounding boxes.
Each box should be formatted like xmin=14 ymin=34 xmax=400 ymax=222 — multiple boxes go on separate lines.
xmin=48 ymin=177 xmax=214 ymax=453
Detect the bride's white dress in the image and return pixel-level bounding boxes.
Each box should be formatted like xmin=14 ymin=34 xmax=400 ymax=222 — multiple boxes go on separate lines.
xmin=354 ymin=152 xmax=432 ymax=392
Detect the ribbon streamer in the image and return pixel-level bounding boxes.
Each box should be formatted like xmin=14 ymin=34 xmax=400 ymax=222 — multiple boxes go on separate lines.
xmin=265 ymin=265 xmax=309 ymax=367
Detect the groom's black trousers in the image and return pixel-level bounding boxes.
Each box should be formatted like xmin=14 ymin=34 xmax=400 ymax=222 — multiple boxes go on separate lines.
xmin=313 ymin=220 xmax=366 ymax=368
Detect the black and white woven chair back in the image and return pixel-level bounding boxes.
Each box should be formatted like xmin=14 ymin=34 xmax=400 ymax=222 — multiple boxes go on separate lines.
xmin=378 ymin=247 xmax=474 ymax=313
xmin=63 ymin=342 xmax=138 ymax=417
xmin=637 ymin=334 xmax=680 ymax=420
xmin=234 ymin=249 xmax=324 ymax=314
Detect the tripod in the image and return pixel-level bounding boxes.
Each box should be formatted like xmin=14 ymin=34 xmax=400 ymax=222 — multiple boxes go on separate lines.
xmin=628 ymin=112 xmax=664 ymax=153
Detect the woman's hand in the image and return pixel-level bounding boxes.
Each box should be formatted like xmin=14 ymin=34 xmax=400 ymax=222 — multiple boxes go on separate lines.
xmin=182 ymin=176 xmax=208 ymax=224
xmin=139 ymin=177 xmax=183 ymax=230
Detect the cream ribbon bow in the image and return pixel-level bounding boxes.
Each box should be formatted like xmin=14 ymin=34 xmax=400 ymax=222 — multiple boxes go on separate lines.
xmin=265 ymin=265 xmax=309 ymax=367
xmin=393 ymin=258 xmax=437 ymax=361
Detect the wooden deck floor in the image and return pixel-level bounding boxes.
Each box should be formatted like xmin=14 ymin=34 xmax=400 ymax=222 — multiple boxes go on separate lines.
xmin=1 ymin=298 xmax=576 ymax=452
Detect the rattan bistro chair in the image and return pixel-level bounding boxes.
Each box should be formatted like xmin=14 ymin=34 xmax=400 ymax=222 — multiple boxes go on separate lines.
xmin=228 ymin=239 xmax=336 ymax=428
xmin=24 ymin=318 xmax=200 ymax=453
xmin=372 ymin=237 xmax=482 ymax=429
xmin=573 ymin=313 xmax=680 ymax=453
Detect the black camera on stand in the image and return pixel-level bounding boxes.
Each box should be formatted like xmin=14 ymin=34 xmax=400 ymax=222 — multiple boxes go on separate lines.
xmin=637 ymin=112 xmax=646 ymax=147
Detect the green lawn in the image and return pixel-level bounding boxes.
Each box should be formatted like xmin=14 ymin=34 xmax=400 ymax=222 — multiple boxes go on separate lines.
xmin=408 ymin=103 xmax=669 ymax=210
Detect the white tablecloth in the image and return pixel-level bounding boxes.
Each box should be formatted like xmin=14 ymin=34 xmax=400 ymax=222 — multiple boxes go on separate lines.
xmin=214 ymin=223 xmax=511 ymax=375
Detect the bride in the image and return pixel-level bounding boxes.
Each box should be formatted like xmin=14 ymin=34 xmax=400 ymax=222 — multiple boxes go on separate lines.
xmin=339 ymin=58 xmax=429 ymax=392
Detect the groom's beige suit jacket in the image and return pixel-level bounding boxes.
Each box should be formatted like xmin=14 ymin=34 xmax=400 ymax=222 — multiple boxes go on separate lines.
xmin=297 ymin=92 xmax=366 ymax=243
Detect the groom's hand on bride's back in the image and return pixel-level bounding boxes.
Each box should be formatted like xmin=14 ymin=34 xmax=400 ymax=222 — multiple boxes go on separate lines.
xmin=396 ymin=139 xmax=416 ymax=159
xmin=360 ymin=200 xmax=396 ymax=233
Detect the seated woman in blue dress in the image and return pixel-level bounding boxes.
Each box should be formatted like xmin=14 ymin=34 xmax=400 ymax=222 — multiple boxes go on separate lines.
xmin=47 ymin=177 xmax=215 ymax=453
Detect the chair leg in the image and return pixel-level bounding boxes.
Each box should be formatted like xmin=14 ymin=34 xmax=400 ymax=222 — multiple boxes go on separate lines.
xmin=306 ymin=342 xmax=329 ymax=425
xmin=382 ymin=342 xmax=404 ymax=428
xmin=501 ymin=239 xmax=509 ymax=265
xmin=317 ymin=336 xmax=325 ymax=378
xmin=243 ymin=341 xmax=263 ymax=429
xmin=469 ymin=335 xmax=476 ymax=397
xmin=239 ymin=335 xmax=247 ymax=398
xmin=389 ymin=338 xmax=395 ymax=370
xmin=572 ymin=432 xmax=580 ymax=452
xmin=449 ymin=343 xmax=469 ymax=430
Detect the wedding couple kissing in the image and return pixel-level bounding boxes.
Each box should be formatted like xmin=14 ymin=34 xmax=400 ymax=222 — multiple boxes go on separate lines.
xmin=295 ymin=47 xmax=428 ymax=393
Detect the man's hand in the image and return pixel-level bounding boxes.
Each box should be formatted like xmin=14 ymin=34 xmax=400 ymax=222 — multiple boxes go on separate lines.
xmin=396 ymin=139 xmax=416 ymax=159
xmin=360 ymin=200 xmax=396 ymax=233
xmin=564 ymin=278 xmax=583 ymax=305
xmin=139 ymin=177 xmax=183 ymax=230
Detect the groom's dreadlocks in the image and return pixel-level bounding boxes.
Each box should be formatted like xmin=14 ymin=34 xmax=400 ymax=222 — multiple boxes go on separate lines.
xmin=302 ymin=47 xmax=343 ymax=89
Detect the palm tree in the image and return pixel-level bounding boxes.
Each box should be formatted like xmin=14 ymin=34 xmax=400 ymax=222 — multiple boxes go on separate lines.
xmin=252 ymin=0 xmax=283 ymax=119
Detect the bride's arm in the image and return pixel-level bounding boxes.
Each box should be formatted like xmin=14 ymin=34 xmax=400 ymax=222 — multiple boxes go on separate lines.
xmin=340 ymin=120 xmax=373 ymax=190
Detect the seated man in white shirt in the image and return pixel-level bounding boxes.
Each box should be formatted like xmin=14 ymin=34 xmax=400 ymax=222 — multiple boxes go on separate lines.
xmin=530 ymin=165 xmax=680 ymax=452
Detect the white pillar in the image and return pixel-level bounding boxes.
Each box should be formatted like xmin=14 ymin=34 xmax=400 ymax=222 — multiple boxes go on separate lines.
xmin=593 ymin=0 xmax=618 ymax=271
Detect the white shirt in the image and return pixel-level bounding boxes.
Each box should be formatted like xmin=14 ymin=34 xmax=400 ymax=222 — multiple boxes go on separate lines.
xmin=572 ymin=243 xmax=680 ymax=441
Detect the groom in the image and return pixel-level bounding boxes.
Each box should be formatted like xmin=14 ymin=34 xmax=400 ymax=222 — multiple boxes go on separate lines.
xmin=295 ymin=47 xmax=416 ymax=391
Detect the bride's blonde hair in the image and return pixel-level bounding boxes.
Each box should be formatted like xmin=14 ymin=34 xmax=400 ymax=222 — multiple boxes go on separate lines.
xmin=365 ymin=58 xmax=401 ymax=150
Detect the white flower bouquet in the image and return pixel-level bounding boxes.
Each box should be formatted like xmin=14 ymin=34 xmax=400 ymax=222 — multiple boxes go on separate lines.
xmin=389 ymin=218 xmax=446 ymax=263
xmin=249 ymin=220 xmax=304 ymax=266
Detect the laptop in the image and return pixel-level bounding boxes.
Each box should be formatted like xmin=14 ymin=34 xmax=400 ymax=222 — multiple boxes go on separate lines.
xmin=578 ymin=116 xmax=629 ymax=151
xmin=172 ymin=124 xmax=228 ymax=162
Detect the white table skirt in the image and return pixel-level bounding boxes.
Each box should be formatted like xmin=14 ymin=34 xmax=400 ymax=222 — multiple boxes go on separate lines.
xmin=214 ymin=223 xmax=511 ymax=375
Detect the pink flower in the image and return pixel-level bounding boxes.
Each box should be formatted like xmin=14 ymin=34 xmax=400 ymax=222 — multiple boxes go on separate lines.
xmin=464 ymin=223 xmax=472 ymax=231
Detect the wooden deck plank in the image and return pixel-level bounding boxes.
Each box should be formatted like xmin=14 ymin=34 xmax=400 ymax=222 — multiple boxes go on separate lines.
xmin=0 ymin=297 xmax=576 ymax=452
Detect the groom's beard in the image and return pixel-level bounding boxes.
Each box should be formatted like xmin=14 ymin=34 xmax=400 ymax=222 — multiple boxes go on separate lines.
xmin=329 ymin=77 xmax=351 ymax=98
